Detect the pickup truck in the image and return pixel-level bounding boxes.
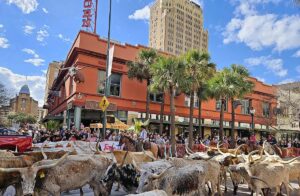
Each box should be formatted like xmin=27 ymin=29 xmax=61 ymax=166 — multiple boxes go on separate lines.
xmin=0 ymin=128 xmax=32 ymax=152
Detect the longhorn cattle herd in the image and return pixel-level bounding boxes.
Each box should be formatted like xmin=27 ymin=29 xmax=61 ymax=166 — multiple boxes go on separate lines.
xmin=0 ymin=140 xmax=300 ymax=196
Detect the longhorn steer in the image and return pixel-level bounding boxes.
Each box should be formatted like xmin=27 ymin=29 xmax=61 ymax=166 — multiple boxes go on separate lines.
xmin=229 ymin=160 xmax=290 ymax=195
xmin=33 ymin=154 xmax=115 ymax=196
xmin=136 ymin=165 xmax=207 ymax=195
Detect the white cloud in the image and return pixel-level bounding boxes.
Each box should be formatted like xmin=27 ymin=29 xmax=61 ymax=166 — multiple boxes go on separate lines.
xmin=255 ymin=76 xmax=266 ymax=83
xmin=0 ymin=37 xmax=9 ymax=48
xmin=24 ymin=58 xmax=45 ymax=66
xmin=245 ymin=56 xmax=288 ymax=77
xmin=6 ymin=0 xmax=38 ymax=14
xmin=223 ymin=0 xmax=300 ymax=51
xmin=58 ymin=34 xmax=71 ymax=42
xmin=0 ymin=66 xmax=46 ymax=106
xmin=0 ymin=24 xmax=3 ymax=28
xmin=42 ymin=8 xmax=48 ymax=14
xmin=293 ymin=50 xmax=300 ymax=58
xmin=278 ymin=78 xmax=295 ymax=85
xmin=22 ymin=48 xmax=45 ymax=66
xmin=129 ymin=4 xmax=151 ymax=20
xmin=23 ymin=25 xmax=35 ymax=35
xmin=36 ymin=25 xmax=49 ymax=43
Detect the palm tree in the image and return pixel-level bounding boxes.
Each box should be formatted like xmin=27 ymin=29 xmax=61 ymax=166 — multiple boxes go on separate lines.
xmin=183 ymin=50 xmax=216 ymax=148
xmin=208 ymin=69 xmax=236 ymax=141
xmin=127 ymin=49 xmax=158 ymax=120
xmin=197 ymin=83 xmax=211 ymax=138
xmin=150 ymin=56 xmax=185 ymax=156
xmin=229 ymin=64 xmax=254 ymax=147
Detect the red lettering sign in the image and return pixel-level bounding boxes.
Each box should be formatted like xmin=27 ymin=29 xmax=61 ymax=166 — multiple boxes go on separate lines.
xmin=84 ymin=0 xmax=93 ymax=8
xmin=82 ymin=0 xmax=93 ymax=28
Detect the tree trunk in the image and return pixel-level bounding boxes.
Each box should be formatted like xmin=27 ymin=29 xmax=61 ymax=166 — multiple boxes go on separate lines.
xmin=170 ymin=86 xmax=176 ymax=157
xmin=159 ymin=93 xmax=165 ymax=135
xmin=145 ymin=79 xmax=151 ymax=120
xmin=198 ymin=89 xmax=202 ymax=138
xmin=188 ymin=91 xmax=195 ymax=149
xmin=219 ymin=98 xmax=225 ymax=142
xmin=198 ymin=100 xmax=202 ymax=138
xmin=230 ymin=98 xmax=236 ymax=148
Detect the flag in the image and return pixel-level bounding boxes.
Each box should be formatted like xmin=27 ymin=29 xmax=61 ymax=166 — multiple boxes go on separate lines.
xmin=108 ymin=45 xmax=114 ymax=77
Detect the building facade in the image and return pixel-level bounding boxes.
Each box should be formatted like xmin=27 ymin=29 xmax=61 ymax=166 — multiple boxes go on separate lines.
xmin=0 ymin=105 xmax=11 ymax=126
xmin=46 ymin=31 xmax=277 ymax=139
xmin=276 ymin=82 xmax=300 ymax=141
xmin=44 ymin=61 xmax=62 ymax=114
xmin=10 ymin=85 xmax=38 ymax=117
xmin=149 ymin=0 xmax=208 ymax=55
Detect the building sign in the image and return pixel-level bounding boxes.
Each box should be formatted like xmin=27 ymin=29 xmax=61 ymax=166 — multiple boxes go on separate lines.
xmin=82 ymin=0 xmax=93 ymax=28
xmin=85 ymin=101 xmax=117 ymax=111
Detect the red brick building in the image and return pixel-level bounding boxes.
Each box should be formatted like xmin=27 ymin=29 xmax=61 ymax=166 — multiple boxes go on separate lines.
xmin=45 ymin=31 xmax=277 ymax=139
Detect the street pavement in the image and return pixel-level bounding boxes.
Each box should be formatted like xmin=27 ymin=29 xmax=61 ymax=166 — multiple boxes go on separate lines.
xmin=4 ymin=181 xmax=300 ymax=195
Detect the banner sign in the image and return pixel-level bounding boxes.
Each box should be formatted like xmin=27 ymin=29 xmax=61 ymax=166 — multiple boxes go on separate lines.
xmin=100 ymin=141 xmax=123 ymax=151
xmin=82 ymin=0 xmax=93 ymax=28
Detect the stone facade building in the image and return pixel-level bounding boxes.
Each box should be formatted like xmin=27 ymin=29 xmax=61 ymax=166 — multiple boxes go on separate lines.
xmin=9 ymin=85 xmax=38 ymax=117
xmin=149 ymin=0 xmax=208 ymax=55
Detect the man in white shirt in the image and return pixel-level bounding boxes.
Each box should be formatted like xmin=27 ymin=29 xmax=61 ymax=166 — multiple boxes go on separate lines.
xmin=139 ymin=126 xmax=148 ymax=141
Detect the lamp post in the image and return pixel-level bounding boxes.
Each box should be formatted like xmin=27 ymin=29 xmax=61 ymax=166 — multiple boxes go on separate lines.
xmin=249 ymin=107 xmax=256 ymax=132
xmin=102 ymin=0 xmax=112 ymax=140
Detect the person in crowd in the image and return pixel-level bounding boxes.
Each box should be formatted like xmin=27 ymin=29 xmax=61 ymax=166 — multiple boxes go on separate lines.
xmin=139 ymin=126 xmax=148 ymax=141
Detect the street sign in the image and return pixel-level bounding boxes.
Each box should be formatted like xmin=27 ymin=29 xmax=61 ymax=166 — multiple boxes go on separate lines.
xmin=99 ymin=96 xmax=110 ymax=111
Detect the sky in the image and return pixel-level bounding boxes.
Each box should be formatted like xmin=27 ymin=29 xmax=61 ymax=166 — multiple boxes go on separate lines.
xmin=0 ymin=0 xmax=299 ymax=106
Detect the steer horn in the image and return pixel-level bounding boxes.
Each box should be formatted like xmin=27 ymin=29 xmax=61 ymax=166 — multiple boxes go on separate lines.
xmin=36 ymin=152 xmax=69 ymax=170
xmin=0 ymin=167 xmax=22 ymax=173
xmin=247 ymin=150 xmax=260 ymax=163
xmin=234 ymin=144 xmax=246 ymax=157
xmin=262 ymin=141 xmax=272 ymax=157
xmin=217 ymin=142 xmax=226 ymax=155
xmin=278 ymin=156 xmax=300 ymax=164
xmin=41 ymin=143 xmax=48 ymax=160
xmin=150 ymin=166 xmax=173 ymax=179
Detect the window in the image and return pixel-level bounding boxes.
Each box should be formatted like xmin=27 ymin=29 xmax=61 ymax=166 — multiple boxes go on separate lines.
xmin=216 ymin=99 xmax=227 ymax=111
xmin=98 ymin=70 xmax=121 ymax=96
xmin=241 ymin=99 xmax=250 ymax=114
xmin=150 ymin=93 xmax=163 ymax=102
xmin=185 ymin=94 xmax=199 ymax=108
xmin=21 ymin=98 xmax=26 ymax=110
xmin=262 ymin=102 xmax=270 ymax=117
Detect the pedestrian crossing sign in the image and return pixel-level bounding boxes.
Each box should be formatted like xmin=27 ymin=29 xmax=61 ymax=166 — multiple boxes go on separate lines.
xmin=99 ymin=96 xmax=110 ymax=111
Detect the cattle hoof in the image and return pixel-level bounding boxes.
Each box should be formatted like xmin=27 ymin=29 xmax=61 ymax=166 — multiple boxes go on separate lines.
xmin=225 ymin=187 xmax=227 ymax=192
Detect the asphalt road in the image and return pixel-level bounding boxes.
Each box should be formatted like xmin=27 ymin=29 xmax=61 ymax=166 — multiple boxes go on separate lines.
xmin=4 ymin=181 xmax=300 ymax=195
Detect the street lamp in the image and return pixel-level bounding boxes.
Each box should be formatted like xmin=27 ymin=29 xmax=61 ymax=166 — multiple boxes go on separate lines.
xmin=249 ymin=107 xmax=256 ymax=131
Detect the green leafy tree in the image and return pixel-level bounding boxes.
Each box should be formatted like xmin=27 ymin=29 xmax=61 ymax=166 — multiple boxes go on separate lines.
xmin=182 ymin=50 xmax=216 ymax=148
xmin=150 ymin=56 xmax=185 ymax=155
xmin=44 ymin=120 xmax=61 ymax=132
xmin=228 ymin=64 xmax=254 ymax=147
xmin=8 ymin=113 xmax=37 ymax=125
xmin=127 ymin=49 xmax=158 ymax=120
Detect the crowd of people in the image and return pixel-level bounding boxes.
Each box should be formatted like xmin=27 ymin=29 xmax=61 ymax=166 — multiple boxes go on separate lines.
xmin=13 ymin=124 xmax=300 ymax=149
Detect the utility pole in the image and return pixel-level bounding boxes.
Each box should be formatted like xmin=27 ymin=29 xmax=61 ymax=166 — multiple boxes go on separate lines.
xmin=102 ymin=0 xmax=112 ymax=140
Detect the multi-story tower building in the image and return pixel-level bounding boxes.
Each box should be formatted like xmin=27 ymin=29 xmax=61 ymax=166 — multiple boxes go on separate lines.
xmin=149 ymin=0 xmax=208 ymax=55
xmin=44 ymin=61 xmax=61 ymax=114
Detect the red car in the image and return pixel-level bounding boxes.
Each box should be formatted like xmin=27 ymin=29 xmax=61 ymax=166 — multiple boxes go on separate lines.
xmin=0 ymin=129 xmax=32 ymax=152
